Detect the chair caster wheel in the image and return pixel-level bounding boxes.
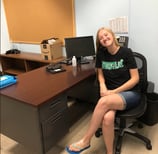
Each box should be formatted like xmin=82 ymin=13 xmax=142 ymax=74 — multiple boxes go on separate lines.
xmin=146 ymin=143 xmax=152 ymax=150
xmin=137 ymin=123 xmax=143 ymax=128
xmin=115 ymin=151 xmax=120 ymax=154
xmin=95 ymin=128 xmax=102 ymax=138
xmin=95 ymin=131 xmax=101 ymax=137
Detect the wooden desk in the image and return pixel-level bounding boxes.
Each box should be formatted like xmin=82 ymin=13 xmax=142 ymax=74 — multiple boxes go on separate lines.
xmin=0 ymin=62 xmax=95 ymax=154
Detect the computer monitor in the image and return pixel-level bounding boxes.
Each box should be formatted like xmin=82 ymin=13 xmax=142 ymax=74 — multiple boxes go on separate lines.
xmin=64 ymin=36 xmax=95 ymax=63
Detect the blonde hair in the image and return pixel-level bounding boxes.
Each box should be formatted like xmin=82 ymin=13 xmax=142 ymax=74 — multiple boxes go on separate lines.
xmin=96 ymin=27 xmax=120 ymax=51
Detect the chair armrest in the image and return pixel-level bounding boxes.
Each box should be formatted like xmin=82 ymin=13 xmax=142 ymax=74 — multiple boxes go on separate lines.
xmin=147 ymin=81 xmax=155 ymax=93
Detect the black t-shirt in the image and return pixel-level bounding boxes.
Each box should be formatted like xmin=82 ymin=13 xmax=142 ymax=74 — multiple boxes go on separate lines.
xmin=95 ymin=47 xmax=140 ymax=91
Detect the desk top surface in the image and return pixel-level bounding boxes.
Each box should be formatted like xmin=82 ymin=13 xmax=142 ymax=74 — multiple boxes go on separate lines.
xmin=0 ymin=62 xmax=95 ymax=106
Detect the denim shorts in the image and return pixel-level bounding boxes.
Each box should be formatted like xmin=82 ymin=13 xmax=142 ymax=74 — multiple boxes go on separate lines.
xmin=119 ymin=91 xmax=141 ymax=110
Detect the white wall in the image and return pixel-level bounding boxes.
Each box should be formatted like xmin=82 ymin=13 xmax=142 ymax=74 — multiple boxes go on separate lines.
xmin=1 ymin=0 xmax=158 ymax=92
xmin=0 ymin=0 xmax=11 ymax=54
xmin=74 ymin=0 xmax=129 ymax=38
xmin=129 ymin=0 xmax=158 ymax=92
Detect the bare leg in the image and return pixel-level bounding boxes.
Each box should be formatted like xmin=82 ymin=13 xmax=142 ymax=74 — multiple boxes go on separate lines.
xmin=102 ymin=110 xmax=116 ymax=154
xmin=68 ymin=94 xmax=124 ymax=152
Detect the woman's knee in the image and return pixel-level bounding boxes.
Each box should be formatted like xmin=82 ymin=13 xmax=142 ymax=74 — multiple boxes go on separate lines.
xmin=102 ymin=111 xmax=115 ymax=127
xmin=97 ymin=96 xmax=109 ymax=109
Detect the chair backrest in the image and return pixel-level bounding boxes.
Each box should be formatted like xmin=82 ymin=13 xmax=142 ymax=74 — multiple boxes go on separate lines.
xmin=133 ymin=52 xmax=148 ymax=93
xmin=117 ymin=36 xmax=129 ymax=47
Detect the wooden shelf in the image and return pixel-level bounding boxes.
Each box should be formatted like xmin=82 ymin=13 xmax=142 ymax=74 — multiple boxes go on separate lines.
xmin=0 ymin=52 xmax=65 ymax=76
xmin=4 ymin=69 xmax=26 ymax=75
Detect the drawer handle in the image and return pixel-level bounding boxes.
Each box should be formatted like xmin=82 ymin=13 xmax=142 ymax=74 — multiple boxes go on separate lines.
xmin=50 ymin=99 xmax=62 ymax=109
xmin=48 ymin=111 xmax=62 ymax=125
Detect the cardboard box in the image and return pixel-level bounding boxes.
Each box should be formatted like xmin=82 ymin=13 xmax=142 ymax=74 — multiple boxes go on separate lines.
xmin=40 ymin=39 xmax=62 ymax=60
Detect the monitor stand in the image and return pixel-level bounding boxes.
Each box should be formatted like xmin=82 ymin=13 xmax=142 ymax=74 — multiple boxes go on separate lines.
xmin=79 ymin=60 xmax=90 ymax=64
xmin=77 ymin=57 xmax=90 ymax=65
xmin=60 ymin=57 xmax=90 ymax=65
xmin=60 ymin=58 xmax=72 ymax=65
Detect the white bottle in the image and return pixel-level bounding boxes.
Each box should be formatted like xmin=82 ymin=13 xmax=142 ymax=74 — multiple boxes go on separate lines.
xmin=72 ymin=56 xmax=77 ymax=67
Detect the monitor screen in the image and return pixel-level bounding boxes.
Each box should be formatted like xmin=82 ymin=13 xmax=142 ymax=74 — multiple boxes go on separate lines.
xmin=64 ymin=36 xmax=95 ymax=59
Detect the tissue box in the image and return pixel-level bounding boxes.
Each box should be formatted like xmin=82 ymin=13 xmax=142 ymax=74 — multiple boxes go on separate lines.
xmin=40 ymin=38 xmax=62 ymax=60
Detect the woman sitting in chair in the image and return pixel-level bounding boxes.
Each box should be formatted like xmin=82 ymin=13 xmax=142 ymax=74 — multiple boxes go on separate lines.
xmin=66 ymin=27 xmax=141 ymax=154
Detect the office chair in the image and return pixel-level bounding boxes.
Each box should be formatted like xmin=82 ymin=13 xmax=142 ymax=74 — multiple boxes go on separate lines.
xmin=95 ymin=52 xmax=152 ymax=154
xmin=117 ymin=36 xmax=129 ymax=48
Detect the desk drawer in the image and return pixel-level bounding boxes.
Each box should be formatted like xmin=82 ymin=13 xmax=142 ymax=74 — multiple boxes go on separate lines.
xmin=41 ymin=109 xmax=69 ymax=152
xmin=39 ymin=94 xmax=67 ymax=121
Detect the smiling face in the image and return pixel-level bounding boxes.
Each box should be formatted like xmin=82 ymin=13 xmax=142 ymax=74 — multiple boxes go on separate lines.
xmin=98 ymin=28 xmax=114 ymax=47
xmin=96 ymin=27 xmax=119 ymax=51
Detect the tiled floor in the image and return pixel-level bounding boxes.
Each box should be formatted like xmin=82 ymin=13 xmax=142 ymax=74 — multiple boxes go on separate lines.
xmin=1 ymin=111 xmax=158 ymax=154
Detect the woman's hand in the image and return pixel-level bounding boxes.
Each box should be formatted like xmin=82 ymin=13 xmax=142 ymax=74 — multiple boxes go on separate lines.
xmin=106 ymin=90 xmax=116 ymax=95
xmin=100 ymin=83 xmax=116 ymax=96
xmin=100 ymin=88 xmax=116 ymax=97
xmin=100 ymin=83 xmax=108 ymax=96
xmin=100 ymin=87 xmax=107 ymax=97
